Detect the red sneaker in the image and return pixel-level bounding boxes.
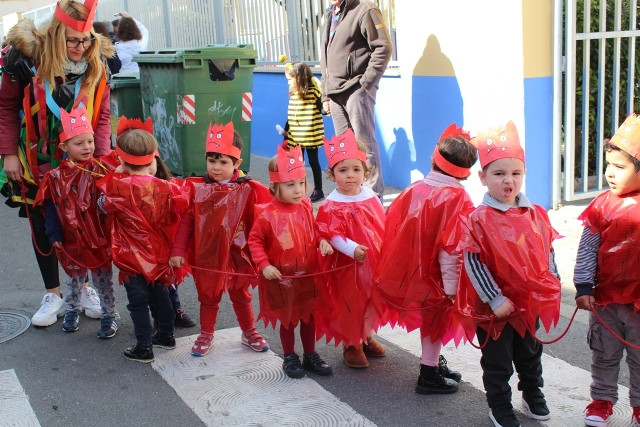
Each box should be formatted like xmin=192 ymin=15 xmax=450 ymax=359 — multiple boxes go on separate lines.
xmin=191 ymin=332 xmax=214 ymax=357
xmin=632 ymin=406 xmax=640 ymax=426
xmin=584 ymin=400 xmax=613 ymax=427
xmin=241 ymin=328 xmax=269 ymax=352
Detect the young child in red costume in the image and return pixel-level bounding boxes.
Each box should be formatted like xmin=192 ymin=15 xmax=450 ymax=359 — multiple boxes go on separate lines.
xmin=97 ymin=120 xmax=188 ymax=363
xmin=35 ymin=105 xmax=120 ymax=338
xmin=169 ymin=121 xmax=271 ymax=357
xmin=248 ymin=144 xmax=334 ymax=379
xmin=314 ymin=128 xmax=386 ymax=368
xmin=574 ymin=114 xmax=640 ymax=427
xmin=456 ymin=121 xmax=561 ymax=427
xmin=374 ymin=124 xmax=477 ymax=393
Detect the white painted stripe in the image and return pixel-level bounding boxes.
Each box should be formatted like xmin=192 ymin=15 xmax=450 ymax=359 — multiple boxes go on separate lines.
xmin=152 ymin=327 xmax=374 ymax=426
xmin=0 ymin=369 xmax=40 ymax=426
xmin=377 ymin=325 xmax=634 ymax=427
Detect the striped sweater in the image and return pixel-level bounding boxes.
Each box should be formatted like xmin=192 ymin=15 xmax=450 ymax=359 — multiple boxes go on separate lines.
xmin=286 ymin=80 xmax=324 ymax=148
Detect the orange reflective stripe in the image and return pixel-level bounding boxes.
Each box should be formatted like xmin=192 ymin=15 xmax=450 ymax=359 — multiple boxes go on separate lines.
xmin=91 ymin=69 xmax=107 ymax=126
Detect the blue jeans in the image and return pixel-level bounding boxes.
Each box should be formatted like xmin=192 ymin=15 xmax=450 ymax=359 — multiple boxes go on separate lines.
xmin=123 ymin=275 xmax=175 ymax=346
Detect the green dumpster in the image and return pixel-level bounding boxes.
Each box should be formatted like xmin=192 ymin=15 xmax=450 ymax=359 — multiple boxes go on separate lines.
xmin=134 ymin=44 xmax=257 ymax=176
xmin=109 ymin=72 xmax=142 ymax=141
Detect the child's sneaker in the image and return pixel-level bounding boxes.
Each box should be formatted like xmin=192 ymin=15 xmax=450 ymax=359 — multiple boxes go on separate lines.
xmin=80 ymin=286 xmax=101 ymax=319
xmin=584 ymin=400 xmax=613 ymax=427
xmin=31 ymin=293 xmax=65 ymax=327
xmin=152 ymin=332 xmax=176 ymax=349
xmin=282 ymin=353 xmax=304 ymax=378
xmin=97 ymin=317 xmax=118 ymax=339
xmin=62 ymin=311 xmax=80 ymax=332
xmin=632 ymin=406 xmax=640 ymax=426
xmin=241 ymin=327 xmax=270 ymax=352
xmin=438 ymin=354 xmax=462 ymax=382
xmin=415 ymin=364 xmax=458 ymax=394
xmin=521 ymin=390 xmax=550 ymax=420
xmin=191 ymin=332 xmax=214 ymax=357
xmin=123 ymin=344 xmax=154 ymax=363
xmin=489 ymin=406 xmax=521 ymax=427
xmin=302 ymin=351 xmax=333 ymax=376
xmin=174 ymin=309 xmax=196 ymax=328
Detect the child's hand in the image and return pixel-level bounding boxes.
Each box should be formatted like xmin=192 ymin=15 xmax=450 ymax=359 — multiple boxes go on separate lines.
xmin=262 ymin=265 xmax=282 ymax=281
xmin=115 ymin=165 xmax=123 ymax=173
xmin=353 ymin=245 xmax=368 ymax=262
xmin=52 ymin=241 xmax=62 ymax=249
xmin=493 ymin=298 xmax=515 ymax=318
xmin=576 ymin=295 xmax=595 ymax=311
xmin=169 ymin=256 xmax=184 ymax=268
xmin=319 ymin=239 xmax=333 ymax=256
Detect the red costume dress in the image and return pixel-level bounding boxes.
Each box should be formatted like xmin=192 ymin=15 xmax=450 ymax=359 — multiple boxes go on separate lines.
xmin=579 ymin=190 xmax=640 ymax=310
xmin=35 ymin=153 xmax=119 ymax=275
xmin=248 ymin=198 xmax=325 ymax=329
xmin=315 ymin=187 xmax=385 ymax=346
xmin=97 ymin=173 xmax=188 ymax=286
xmin=456 ymin=203 xmax=561 ymax=340
xmin=374 ymin=173 xmax=474 ymax=345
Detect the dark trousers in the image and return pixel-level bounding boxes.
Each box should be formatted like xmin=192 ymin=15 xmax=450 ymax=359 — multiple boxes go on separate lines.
xmin=301 ymin=147 xmax=322 ymax=191
xmin=476 ymin=323 xmax=544 ymax=409
xmin=26 ymin=204 xmax=60 ymax=290
xmin=124 ymin=275 xmax=175 ymax=346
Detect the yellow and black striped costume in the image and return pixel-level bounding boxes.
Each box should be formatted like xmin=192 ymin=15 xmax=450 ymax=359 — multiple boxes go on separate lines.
xmin=286 ymin=79 xmax=324 ymax=148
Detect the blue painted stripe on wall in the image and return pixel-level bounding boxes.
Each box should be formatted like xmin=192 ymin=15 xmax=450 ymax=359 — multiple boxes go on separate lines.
xmin=523 ymin=76 xmax=553 ymax=209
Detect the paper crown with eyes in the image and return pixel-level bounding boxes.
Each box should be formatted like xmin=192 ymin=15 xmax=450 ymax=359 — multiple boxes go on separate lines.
xmin=269 ymin=145 xmax=306 ymax=183
xmin=54 ymin=0 xmax=97 ymax=32
xmin=609 ymin=113 xmax=640 ymax=161
xmin=472 ymin=120 xmax=525 ymax=169
xmin=432 ymin=123 xmax=472 ymax=178
xmin=59 ymin=105 xmax=93 ymax=142
xmin=205 ymin=121 xmax=241 ymax=159
xmin=323 ymin=128 xmax=366 ymax=169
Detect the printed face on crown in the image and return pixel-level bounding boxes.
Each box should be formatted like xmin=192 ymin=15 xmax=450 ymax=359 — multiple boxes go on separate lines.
xmin=473 ymin=120 xmax=525 ymax=169
xmin=323 ymin=128 xmax=366 ymax=169
xmin=205 ymin=122 xmax=241 ymax=159
xmin=60 ymin=105 xmax=93 ymax=143
xmin=269 ymin=145 xmax=306 ymax=183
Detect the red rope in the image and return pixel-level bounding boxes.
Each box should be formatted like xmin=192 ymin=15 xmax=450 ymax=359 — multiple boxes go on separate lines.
xmin=465 ymin=315 xmax=496 ymax=350
xmin=590 ymin=304 xmax=640 ymax=351
xmin=186 ymin=262 xmax=355 ymax=279
xmin=526 ymin=306 xmax=579 ymax=345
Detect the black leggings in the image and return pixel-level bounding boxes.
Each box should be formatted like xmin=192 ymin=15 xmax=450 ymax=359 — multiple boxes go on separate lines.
xmin=25 ymin=204 xmax=60 ymax=290
xmin=302 ymin=147 xmax=322 ymax=191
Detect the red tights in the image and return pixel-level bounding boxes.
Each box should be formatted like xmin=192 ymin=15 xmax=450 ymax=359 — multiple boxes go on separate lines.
xmin=279 ymin=317 xmax=316 ymax=355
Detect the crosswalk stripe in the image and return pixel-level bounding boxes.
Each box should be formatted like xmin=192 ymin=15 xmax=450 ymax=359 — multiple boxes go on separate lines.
xmin=0 ymin=369 xmax=40 ymax=426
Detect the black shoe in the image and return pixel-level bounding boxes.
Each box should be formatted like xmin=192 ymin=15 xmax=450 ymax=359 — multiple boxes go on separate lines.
xmin=438 ymin=354 xmax=462 ymax=382
xmin=521 ymin=390 xmax=550 ymax=420
xmin=302 ymin=351 xmax=333 ymax=376
xmin=62 ymin=311 xmax=80 ymax=332
xmin=415 ymin=364 xmax=458 ymax=394
xmin=310 ymin=189 xmax=325 ymax=202
xmin=152 ymin=331 xmax=176 ymax=349
xmin=123 ymin=344 xmax=154 ymax=363
xmin=489 ymin=406 xmax=521 ymax=427
xmin=174 ymin=309 xmax=197 ymax=328
xmin=282 ymin=353 xmax=305 ymax=379
xmin=98 ymin=317 xmax=118 ymax=339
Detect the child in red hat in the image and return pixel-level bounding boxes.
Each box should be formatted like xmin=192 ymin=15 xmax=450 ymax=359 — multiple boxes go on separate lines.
xmin=455 ymin=121 xmax=561 ymax=427
xmin=574 ymin=114 xmax=640 ymax=427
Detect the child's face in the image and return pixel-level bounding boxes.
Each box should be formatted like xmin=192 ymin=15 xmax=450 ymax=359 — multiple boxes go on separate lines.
xmin=60 ymin=133 xmax=95 ymax=162
xmin=206 ymin=154 xmax=241 ymax=182
xmin=605 ymin=149 xmax=640 ymax=195
xmin=331 ymin=158 xmax=365 ymax=196
xmin=276 ymin=177 xmax=307 ymax=204
xmin=479 ymin=157 xmax=524 ymax=206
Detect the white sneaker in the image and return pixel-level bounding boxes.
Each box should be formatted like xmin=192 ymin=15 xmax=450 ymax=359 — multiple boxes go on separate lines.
xmin=32 ymin=293 xmax=65 ymax=327
xmin=81 ymin=287 xmax=101 ymax=319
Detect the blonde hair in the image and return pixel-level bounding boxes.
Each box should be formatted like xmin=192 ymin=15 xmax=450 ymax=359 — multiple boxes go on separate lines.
xmin=267 ymin=155 xmax=308 ymax=199
xmin=116 ymin=129 xmax=158 ymax=170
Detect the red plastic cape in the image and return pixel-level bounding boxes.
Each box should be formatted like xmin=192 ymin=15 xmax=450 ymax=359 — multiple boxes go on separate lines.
xmin=455 ymin=204 xmax=561 ymax=341
xmin=372 ymin=180 xmax=474 ymax=345
xmin=579 ymin=190 xmax=640 ymax=311
xmin=184 ymin=177 xmax=271 ymax=300
xmin=97 ymin=173 xmax=188 ymax=286
xmin=252 ymin=199 xmax=327 ymax=329
xmin=314 ymin=195 xmax=385 ymax=346
xmin=34 ymin=152 xmax=120 ymax=275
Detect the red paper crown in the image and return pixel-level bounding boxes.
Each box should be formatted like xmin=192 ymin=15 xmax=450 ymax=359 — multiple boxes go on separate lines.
xmin=54 ymin=0 xmax=97 ymax=33
xmin=432 ymin=123 xmax=473 ymax=178
xmin=117 ymin=116 xmax=153 ymax=137
xmin=323 ymin=128 xmax=366 ymax=169
xmin=472 ymin=120 xmax=525 ymax=169
xmin=59 ymin=105 xmax=93 ymax=142
xmin=610 ymin=113 xmax=640 ymax=161
xmin=269 ymin=145 xmax=306 ymax=183
xmin=205 ymin=122 xmax=241 ymax=159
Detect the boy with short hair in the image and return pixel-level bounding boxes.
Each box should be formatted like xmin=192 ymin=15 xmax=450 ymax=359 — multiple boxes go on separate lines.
xmin=456 ymin=121 xmax=561 ymax=427
xmin=170 ymin=122 xmax=272 ymax=357
xmin=574 ymin=114 xmax=640 ymax=427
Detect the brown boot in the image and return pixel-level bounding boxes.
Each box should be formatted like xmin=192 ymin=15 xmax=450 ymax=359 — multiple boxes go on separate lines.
xmin=362 ymin=336 xmax=387 ymax=357
xmin=343 ymin=344 xmax=369 ymax=368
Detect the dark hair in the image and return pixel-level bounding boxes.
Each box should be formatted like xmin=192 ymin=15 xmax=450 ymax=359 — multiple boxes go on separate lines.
xmin=111 ymin=19 xmax=120 ymax=27
xmin=92 ymin=21 xmax=110 ymax=39
xmin=116 ymin=17 xmax=142 ymax=42
xmin=432 ymin=136 xmax=478 ymax=179
xmin=154 ymin=155 xmax=173 ymax=180
xmin=604 ymin=141 xmax=640 ymax=171
xmin=287 ymin=62 xmax=313 ymax=98
xmin=205 ymin=130 xmax=243 ymax=164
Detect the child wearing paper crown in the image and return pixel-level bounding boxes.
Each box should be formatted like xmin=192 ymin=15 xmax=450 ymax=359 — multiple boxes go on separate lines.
xmin=97 ymin=118 xmax=188 ymax=363
xmin=34 ymin=105 xmax=120 ymax=337
xmin=455 ymin=121 xmax=561 ymax=427
xmin=248 ymin=144 xmax=334 ymax=379
xmin=573 ymin=114 xmax=640 ymax=427
xmin=313 ymin=128 xmax=386 ymax=368
xmin=169 ymin=121 xmax=271 ymax=357
xmin=372 ymin=124 xmax=477 ymax=394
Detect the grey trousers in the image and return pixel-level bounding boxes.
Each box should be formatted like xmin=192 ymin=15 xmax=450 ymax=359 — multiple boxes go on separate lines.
xmin=329 ymin=84 xmax=384 ymax=197
xmin=588 ymin=303 xmax=640 ymax=407
xmin=65 ymin=267 xmax=116 ymax=318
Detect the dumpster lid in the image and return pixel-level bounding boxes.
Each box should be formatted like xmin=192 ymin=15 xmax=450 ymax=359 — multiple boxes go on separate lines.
xmin=110 ymin=71 xmax=140 ymax=88
xmin=133 ymin=44 xmax=257 ymax=64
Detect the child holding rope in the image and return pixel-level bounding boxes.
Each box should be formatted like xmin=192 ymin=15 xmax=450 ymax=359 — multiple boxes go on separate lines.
xmin=373 ymin=124 xmax=476 ymax=393
xmin=456 ymin=121 xmax=561 ymax=427
xmin=169 ymin=122 xmax=271 ymax=357
xmin=248 ymin=144 xmax=334 ymax=379
xmin=574 ymin=115 xmax=640 ymax=427
xmin=35 ymin=105 xmax=119 ymax=337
